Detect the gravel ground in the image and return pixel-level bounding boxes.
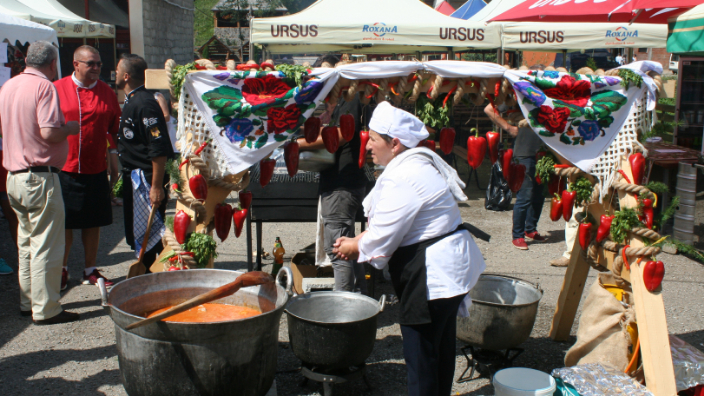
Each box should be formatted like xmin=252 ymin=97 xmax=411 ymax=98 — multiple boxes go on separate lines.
xmin=1 ymin=165 xmax=703 ymax=396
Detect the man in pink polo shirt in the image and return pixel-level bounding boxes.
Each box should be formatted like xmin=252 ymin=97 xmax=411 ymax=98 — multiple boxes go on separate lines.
xmin=0 ymin=41 xmax=81 ymax=325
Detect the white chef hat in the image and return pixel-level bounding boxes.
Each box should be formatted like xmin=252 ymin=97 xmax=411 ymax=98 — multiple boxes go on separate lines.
xmin=369 ymin=101 xmax=429 ymax=148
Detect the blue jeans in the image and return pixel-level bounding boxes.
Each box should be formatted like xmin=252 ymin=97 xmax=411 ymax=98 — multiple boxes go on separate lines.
xmin=512 ymin=157 xmax=545 ymax=239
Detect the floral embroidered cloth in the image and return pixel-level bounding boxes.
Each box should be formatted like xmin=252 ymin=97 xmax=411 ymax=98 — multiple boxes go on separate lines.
xmin=184 ymin=70 xmax=336 ymax=174
xmin=503 ymin=69 xmax=647 ymax=172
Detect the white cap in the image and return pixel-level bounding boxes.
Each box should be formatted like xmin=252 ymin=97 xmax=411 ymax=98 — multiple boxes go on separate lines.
xmin=369 ymin=101 xmax=429 ymax=148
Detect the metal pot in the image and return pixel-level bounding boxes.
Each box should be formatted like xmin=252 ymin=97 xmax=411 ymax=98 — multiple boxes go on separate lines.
xmin=99 ymin=268 xmax=292 ymax=396
xmin=456 ymin=274 xmax=542 ymax=351
xmin=285 ymin=291 xmax=385 ymax=369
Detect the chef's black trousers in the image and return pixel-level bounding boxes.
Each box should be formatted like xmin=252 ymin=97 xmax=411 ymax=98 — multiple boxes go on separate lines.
xmin=400 ymin=293 xmax=466 ymax=396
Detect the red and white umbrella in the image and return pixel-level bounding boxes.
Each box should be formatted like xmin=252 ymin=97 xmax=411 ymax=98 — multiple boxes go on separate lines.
xmin=490 ymin=0 xmax=698 ymax=24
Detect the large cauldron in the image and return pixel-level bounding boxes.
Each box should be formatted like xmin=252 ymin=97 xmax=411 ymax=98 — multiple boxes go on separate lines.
xmin=285 ymin=291 xmax=385 ymax=369
xmin=99 ymin=268 xmax=292 ymax=396
xmin=457 ymin=274 xmax=542 ymax=351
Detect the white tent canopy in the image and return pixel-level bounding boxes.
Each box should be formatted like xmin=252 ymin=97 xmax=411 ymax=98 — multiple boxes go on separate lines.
xmin=251 ymin=0 xmax=502 ymax=54
xmin=0 ymin=12 xmax=58 ymax=45
xmin=0 ymin=0 xmax=115 ymax=38
xmin=470 ymin=0 xmax=666 ymax=51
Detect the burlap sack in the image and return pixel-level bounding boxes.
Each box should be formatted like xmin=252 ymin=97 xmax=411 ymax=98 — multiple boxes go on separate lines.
xmin=565 ymin=273 xmax=636 ymax=372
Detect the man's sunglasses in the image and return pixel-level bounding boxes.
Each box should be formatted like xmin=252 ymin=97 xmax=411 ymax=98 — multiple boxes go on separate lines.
xmin=77 ymin=60 xmax=102 ymax=68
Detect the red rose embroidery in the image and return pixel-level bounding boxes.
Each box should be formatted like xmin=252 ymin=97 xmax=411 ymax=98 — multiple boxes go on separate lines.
xmin=543 ymin=75 xmax=591 ymax=108
xmin=536 ymin=105 xmax=571 ymax=134
xmin=242 ymin=75 xmax=291 ymax=106
xmin=267 ymin=104 xmax=302 ymax=134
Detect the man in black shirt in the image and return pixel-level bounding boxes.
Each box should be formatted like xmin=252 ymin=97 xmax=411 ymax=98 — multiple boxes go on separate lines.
xmin=297 ymin=55 xmax=369 ymax=292
xmin=116 ymin=54 xmax=174 ymax=270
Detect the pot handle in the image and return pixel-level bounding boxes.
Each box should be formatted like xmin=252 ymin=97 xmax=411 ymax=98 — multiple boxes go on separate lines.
xmin=97 ymin=278 xmax=110 ymax=310
xmin=276 ymin=266 xmax=294 ymax=296
xmin=378 ymin=294 xmax=386 ymax=312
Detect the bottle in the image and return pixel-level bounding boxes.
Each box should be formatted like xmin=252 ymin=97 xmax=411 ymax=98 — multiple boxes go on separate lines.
xmin=272 ymin=237 xmax=285 ymax=276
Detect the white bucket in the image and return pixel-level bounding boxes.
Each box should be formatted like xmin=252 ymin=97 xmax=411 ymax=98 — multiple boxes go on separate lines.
xmin=493 ymin=367 xmax=557 ymax=396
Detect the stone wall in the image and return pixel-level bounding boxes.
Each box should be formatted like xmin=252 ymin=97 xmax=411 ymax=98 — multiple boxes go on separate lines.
xmin=142 ymin=0 xmax=194 ymax=68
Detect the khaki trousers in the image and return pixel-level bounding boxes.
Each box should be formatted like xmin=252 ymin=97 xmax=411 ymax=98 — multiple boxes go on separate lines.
xmin=7 ymin=171 xmax=65 ymax=320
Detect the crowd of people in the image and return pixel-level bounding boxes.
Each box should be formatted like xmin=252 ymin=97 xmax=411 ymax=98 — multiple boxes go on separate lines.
xmin=0 ymin=41 xmax=172 ymax=324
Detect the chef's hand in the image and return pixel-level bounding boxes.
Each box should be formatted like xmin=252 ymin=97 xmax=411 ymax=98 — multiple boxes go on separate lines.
xmin=150 ymin=185 xmax=165 ymax=207
xmin=333 ymin=236 xmax=360 ymax=261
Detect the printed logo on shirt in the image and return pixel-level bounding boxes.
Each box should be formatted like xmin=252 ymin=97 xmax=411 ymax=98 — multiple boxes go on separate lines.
xmin=149 ymin=126 xmax=161 ymax=138
xmin=143 ymin=117 xmax=158 ymax=127
xmin=123 ymin=127 xmax=134 ymax=139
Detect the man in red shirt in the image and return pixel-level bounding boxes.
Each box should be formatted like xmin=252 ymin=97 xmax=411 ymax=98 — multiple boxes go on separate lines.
xmin=54 ymin=45 xmax=121 ymax=289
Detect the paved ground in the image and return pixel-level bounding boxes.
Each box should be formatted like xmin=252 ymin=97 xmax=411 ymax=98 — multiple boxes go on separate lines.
xmin=1 ymin=164 xmax=703 ymax=396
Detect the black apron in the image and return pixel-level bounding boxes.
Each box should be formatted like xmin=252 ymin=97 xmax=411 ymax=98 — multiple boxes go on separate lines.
xmin=387 ymin=223 xmax=472 ymax=326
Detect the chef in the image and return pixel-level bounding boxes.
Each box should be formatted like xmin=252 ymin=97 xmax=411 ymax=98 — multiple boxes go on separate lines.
xmin=333 ymin=102 xmax=485 ymax=396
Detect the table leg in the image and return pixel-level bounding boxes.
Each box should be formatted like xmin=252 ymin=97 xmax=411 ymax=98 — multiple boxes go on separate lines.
xmin=246 ymin=210 xmax=253 ymax=272
xmin=256 ymin=219 xmax=263 ymax=271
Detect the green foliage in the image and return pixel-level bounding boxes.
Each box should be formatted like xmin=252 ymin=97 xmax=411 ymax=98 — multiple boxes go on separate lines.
xmin=535 ymin=153 xmax=556 ymax=185
xmin=275 ymin=64 xmax=309 ymax=87
xmin=183 ymin=233 xmax=218 ymax=268
xmin=653 ymin=238 xmax=704 ymax=263
xmin=112 ymin=177 xmax=123 ymax=198
xmin=585 ymin=57 xmax=598 ymax=71
xmin=657 ymin=195 xmax=679 ymax=230
xmin=415 ymin=94 xmax=451 ymax=129
xmin=572 ymin=177 xmax=594 ymax=206
xmin=644 ymin=181 xmax=669 ymax=196
xmin=462 ymin=52 xmax=498 ymax=63
xmin=165 ymin=216 xmax=174 ymax=233
xmin=165 ymin=158 xmax=183 ymax=187
xmin=617 ymin=69 xmax=643 ymax=90
xmin=171 ymin=62 xmax=196 ymax=103
xmin=611 ymin=208 xmax=641 ymax=243
xmin=194 ymin=0 xmax=221 ymax=47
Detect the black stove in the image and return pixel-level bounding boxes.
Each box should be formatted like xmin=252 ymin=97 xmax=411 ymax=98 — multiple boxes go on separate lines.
xmin=456 ymin=345 xmax=524 ymax=383
xmin=299 ymin=363 xmax=371 ymax=396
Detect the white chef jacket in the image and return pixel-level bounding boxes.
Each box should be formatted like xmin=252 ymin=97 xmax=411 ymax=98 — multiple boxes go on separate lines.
xmin=357 ymin=153 xmax=485 ymax=302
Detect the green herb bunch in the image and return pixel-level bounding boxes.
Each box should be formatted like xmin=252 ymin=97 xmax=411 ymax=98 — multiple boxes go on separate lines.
xmin=182 ymin=233 xmax=218 ymax=268
xmin=617 ymin=69 xmax=643 ymax=90
xmin=112 ymin=177 xmax=123 ymax=198
xmin=165 ymin=215 xmax=174 ymax=233
xmin=165 ymin=157 xmax=183 ymax=188
xmin=415 ymin=94 xmax=451 ymax=129
xmin=610 ymin=208 xmax=641 ymax=243
xmin=275 ymin=64 xmax=309 ymax=87
xmin=170 ymin=62 xmax=196 ymax=102
xmin=572 ymin=177 xmax=594 ymax=206
xmin=535 ymin=153 xmax=556 ymax=185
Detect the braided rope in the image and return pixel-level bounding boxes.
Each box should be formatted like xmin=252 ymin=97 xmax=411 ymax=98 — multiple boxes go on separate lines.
xmin=377 ymin=78 xmax=390 ymax=103
xmin=587 ymin=183 xmax=601 ymax=206
xmin=602 ymin=240 xmax=622 ymax=252
xmin=345 ymin=80 xmax=359 ymax=102
xmin=429 ymin=75 xmax=443 ymax=100
xmin=453 ymin=78 xmax=466 ymax=106
xmin=624 ymin=245 xmax=661 ymax=257
xmin=409 ymin=75 xmax=423 ymax=103
xmin=226 ymin=60 xmax=235 ymax=71
xmin=553 ymin=166 xmax=583 ymax=178
xmin=195 ymin=59 xmax=216 ymax=70
xmin=630 ymin=227 xmax=662 ymax=241
xmin=479 ymin=79 xmax=489 ymax=99
xmin=359 ymin=82 xmax=374 ymax=105
xmin=210 ymin=172 xmax=250 ymax=192
xmin=469 ymin=92 xmax=484 ymax=106
xmin=497 ymin=78 xmax=510 ymax=103
xmin=394 ymin=75 xmax=410 ymax=104
xmin=172 ymin=190 xmax=207 ymax=221
xmin=328 ymin=78 xmax=344 ymax=108
xmin=611 ymin=181 xmax=654 ymax=199
xmin=187 ymin=155 xmax=210 ymax=176
xmin=163 ymin=228 xmax=199 ymax=268
xmin=612 ymin=254 xmax=625 ymax=277
xmin=165 ymin=59 xmax=177 ymax=101
xmin=583 ymin=241 xmax=608 ymax=272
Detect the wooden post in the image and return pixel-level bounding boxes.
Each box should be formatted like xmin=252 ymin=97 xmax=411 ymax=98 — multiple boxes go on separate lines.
xmin=549 ymin=233 xmax=591 ymax=341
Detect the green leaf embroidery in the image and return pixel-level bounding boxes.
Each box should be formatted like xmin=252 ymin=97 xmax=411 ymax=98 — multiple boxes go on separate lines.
xmin=201 ymin=86 xmax=244 ymax=117
xmin=590 ymin=90 xmax=628 ymax=113
xmin=554 ymin=101 xmax=584 ymax=118
xmin=572 ymin=119 xmax=582 ymax=126
xmin=274 ymin=134 xmax=288 ymax=142
xmin=539 ymin=131 xmax=554 ymax=137
xmin=213 ymin=114 xmax=231 ymax=127
xmin=598 ymin=116 xmax=614 ymax=128
xmin=255 ymin=134 xmax=268 ymax=149
xmin=252 ymin=119 xmax=262 ymax=126
xmin=572 ymin=137 xmax=582 ymax=145
xmin=560 ymin=133 xmax=571 ymax=145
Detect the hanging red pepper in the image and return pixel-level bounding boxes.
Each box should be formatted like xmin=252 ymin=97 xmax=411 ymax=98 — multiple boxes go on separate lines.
xmin=486 ymin=132 xmax=500 ymax=164
xmin=303 ymin=117 xmax=321 ymax=144
xmin=562 ymin=189 xmax=577 ymax=221
xmin=359 ymin=129 xmax=370 ymax=168
xmin=643 ymin=260 xmax=665 ymax=292
xmin=423 ymin=140 xmax=436 ymax=151
xmin=579 ymin=222 xmax=592 ymax=251
xmin=239 ymin=190 xmax=252 ymax=210
xmin=214 ymin=203 xmax=233 ymax=242
xmin=629 ymin=153 xmax=646 ymax=185
xmin=466 ymin=128 xmax=486 ymax=169
xmin=322 ymin=126 xmax=340 ymax=153
xmin=494 ymin=81 xmax=501 ymax=97
xmin=535 ymin=175 xmax=542 ymax=185
xmin=174 ymin=210 xmax=191 ymax=245
xmin=189 ymin=174 xmax=208 ymax=201
xmin=339 ymin=113 xmax=355 ymax=141
xmin=233 ymin=207 xmax=248 ymax=238
xmin=535 ymin=150 xmax=547 ymax=161
xmin=501 ymin=148 xmax=514 ymax=184
xmin=642 ymin=198 xmax=654 ymax=229
xmin=284 ymin=141 xmax=300 ymax=177
xmin=596 ymin=214 xmax=615 ymax=243
xmin=259 ymin=158 xmax=276 ymax=187
xmin=179 ymin=139 xmax=211 ymax=170
xmin=439 ymin=127 xmax=456 ymax=155
xmin=550 ymin=194 xmax=563 ymax=222
xmin=509 ymin=163 xmax=526 ymax=193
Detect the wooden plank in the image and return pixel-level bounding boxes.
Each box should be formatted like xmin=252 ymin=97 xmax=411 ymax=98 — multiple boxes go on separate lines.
xmin=617 ymin=158 xmax=677 ymax=396
xmin=145 ymin=69 xmax=170 ymax=90
xmin=549 ymin=234 xmax=591 ymax=341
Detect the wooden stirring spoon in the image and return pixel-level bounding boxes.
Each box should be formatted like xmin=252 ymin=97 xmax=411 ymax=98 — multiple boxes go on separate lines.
xmin=125 ymin=271 xmax=274 ymax=330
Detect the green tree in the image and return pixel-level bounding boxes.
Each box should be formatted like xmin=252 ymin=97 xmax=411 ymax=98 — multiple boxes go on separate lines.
xmin=194 ymin=0 xmax=221 ymax=47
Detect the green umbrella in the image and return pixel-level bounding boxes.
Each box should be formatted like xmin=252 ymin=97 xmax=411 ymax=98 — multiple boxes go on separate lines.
xmin=668 ymin=4 xmax=704 ymax=54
